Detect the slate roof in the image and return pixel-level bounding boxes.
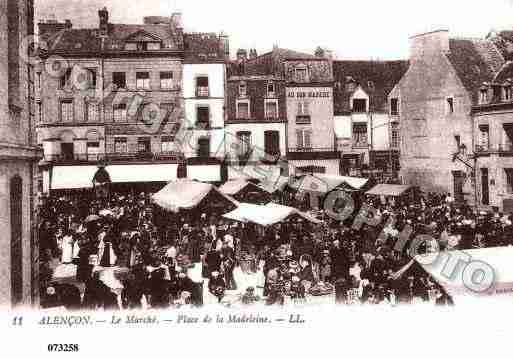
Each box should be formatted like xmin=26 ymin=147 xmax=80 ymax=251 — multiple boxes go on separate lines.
xmin=42 ymin=22 xmax=183 ymax=54
xmin=183 ymin=32 xmax=225 ymax=63
xmin=493 ymin=61 xmax=513 ymax=83
xmin=229 ymin=47 xmax=319 ymax=77
xmin=332 ymin=60 xmax=409 ymax=114
xmin=446 ymin=38 xmax=504 ymax=104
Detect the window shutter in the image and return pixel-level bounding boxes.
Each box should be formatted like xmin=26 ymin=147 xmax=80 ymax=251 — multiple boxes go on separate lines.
xmin=305 ymin=130 xmax=312 ymax=148
xmin=296 ymin=130 xmax=303 ymax=148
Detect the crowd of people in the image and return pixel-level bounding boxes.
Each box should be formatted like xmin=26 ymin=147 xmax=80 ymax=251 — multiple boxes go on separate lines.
xmin=37 ymin=185 xmax=513 ymax=310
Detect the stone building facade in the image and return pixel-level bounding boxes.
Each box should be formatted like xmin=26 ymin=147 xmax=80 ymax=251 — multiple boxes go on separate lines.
xmin=472 ymin=61 xmax=513 ymax=212
xmin=390 ymin=30 xmax=504 ymax=203
xmin=36 ymin=8 xmax=229 ymax=190
xmin=333 ymin=60 xmax=408 ymax=178
xmin=0 ymin=0 xmax=42 ymax=308
xmin=225 ymin=61 xmax=287 ymax=181
xmin=182 ymin=32 xmax=229 ymax=182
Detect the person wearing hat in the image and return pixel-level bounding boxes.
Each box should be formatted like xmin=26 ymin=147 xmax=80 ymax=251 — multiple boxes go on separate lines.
xmin=319 ymin=249 xmax=332 ymax=283
xmin=208 ymin=271 xmax=226 ymax=303
xmin=330 ymin=239 xmax=349 ymax=281
xmin=290 ymin=275 xmax=306 ymax=304
xmin=205 ymin=244 xmax=222 ymax=278
xmin=241 ymin=287 xmax=260 ymax=305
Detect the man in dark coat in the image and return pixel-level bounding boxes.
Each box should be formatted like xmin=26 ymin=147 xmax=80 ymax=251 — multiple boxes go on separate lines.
xmin=330 ymin=240 xmax=349 ymax=280
xmin=205 ymin=248 xmax=222 ymax=277
xmin=208 ymin=271 xmax=226 ymax=303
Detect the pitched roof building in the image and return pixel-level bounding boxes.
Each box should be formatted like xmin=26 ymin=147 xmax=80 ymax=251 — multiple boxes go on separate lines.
xmin=389 ymin=30 xmax=505 ymax=202
xmin=332 ymin=60 xmax=409 ymax=178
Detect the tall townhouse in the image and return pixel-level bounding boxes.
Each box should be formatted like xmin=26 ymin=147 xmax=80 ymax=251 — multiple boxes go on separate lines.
xmin=333 ymin=60 xmax=408 ymax=179
xmin=37 ymin=8 xmax=230 ymax=192
xmin=181 ymin=32 xmax=229 ymax=182
xmin=389 ymin=30 xmax=504 ymax=204
xmin=224 ymin=49 xmax=288 ymax=182
xmin=0 ymin=0 xmax=42 ymax=307
xmin=472 ymin=61 xmax=513 ymax=212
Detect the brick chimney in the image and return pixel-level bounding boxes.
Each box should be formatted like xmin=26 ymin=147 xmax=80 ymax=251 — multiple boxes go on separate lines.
xmin=410 ymin=29 xmax=450 ymax=62
xmin=171 ymin=12 xmax=183 ymax=30
xmin=236 ymin=49 xmax=247 ymax=63
xmin=249 ymin=48 xmax=258 ymax=60
xmin=98 ymin=7 xmax=109 ymax=36
xmin=219 ymin=31 xmax=230 ymax=60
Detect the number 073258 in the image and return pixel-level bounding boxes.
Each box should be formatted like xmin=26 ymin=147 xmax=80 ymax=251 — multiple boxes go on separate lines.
xmin=47 ymin=344 xmax=80 ymax=352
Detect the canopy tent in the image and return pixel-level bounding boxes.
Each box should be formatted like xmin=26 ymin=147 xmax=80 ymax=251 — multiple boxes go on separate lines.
xmin=187 ymin=165 xmax=221 ymax=182
xmin=290 ymin=174 xmax=369 ymax=194
xmin=219 ymin=179 xmax=259 ymax=196
xmin=223 ymin=202 xmax=321 ymax=226
xmin=51 ymin=166 xmax=98 ymax=190
xmin=414 ymin=246 xmax=513 ymax=304
xmin=153 ymin=179 xmax=237 ymax=213
xmin=218 ymin=179 xmax=272 ymax=204
xmin=107 ymin=164 xmax=178 ymax=183
xmin=50 ymin=164 xmax=179 ymax=190
xmin=366 ymin=184 xmax=412 ymax=197
xmin=258 ymin=176 xmax=291 ymax=194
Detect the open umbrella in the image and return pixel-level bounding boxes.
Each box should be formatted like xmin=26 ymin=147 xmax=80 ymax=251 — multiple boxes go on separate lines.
xmin=85 ymin=214 xmax=101 ymax=223
xmin=99 ymin=209 xmax=114 ymax=217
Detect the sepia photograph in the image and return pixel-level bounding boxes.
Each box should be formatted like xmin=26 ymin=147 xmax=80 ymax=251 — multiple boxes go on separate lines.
xmin=2 ymin=0 xmax=513 ymax=356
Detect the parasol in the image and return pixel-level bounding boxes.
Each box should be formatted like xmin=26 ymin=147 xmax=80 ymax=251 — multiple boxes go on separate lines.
xmin=85 ymin=214 xmax=101 ymax=223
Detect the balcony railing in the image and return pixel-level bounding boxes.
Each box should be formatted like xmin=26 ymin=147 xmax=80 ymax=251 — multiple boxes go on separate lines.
xmin=474 ymin=144 xmax=513 ymax=154
xmin=352 ymin=141 xmax=369 ymax=149
xmin=296 ymin=115 xmax=311 ymax=124
xmin=44 ymin=151 xmax=184 ymax=163
xmin=196 ymin=87 xmax=210 ymax=98
xmin=287 ymin=147 xmax=340 ymax=160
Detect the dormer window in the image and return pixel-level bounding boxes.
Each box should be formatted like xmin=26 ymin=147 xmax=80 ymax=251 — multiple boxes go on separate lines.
xmin=295 ymin=65 xmax=308 ymax=83
xmin=480 ymin=88 xmax=488 ymax=104
xmin=125 ymin=41 xmax=161 ymax=51
xmin=504 ymin=86 xmax=512 ymax=101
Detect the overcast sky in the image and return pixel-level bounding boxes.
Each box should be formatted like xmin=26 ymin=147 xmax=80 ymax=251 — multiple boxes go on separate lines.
xmin=35 ymin=0 xmax=513 ymax=60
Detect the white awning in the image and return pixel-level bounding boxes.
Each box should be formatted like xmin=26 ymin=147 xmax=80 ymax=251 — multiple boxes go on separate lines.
xmin=187 ymin=165 xmax=221 ymax=182
xmin=51 ymin=166 xmax=98 ymax=190
xmin=106 ymin=164 xmax=178 ymax=183
xmin=416 ymin=247 xmax=513 ymax=304
xmin=366 ymin=184 xmax=412 ymax=197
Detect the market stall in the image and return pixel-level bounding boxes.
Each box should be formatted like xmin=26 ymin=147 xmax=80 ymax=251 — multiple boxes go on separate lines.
xmin=290 ymin=174 xmax=369 ymax=211
xmin=414 ymin=246 xmax=513 ymax=304
xmin=152 ymin=179 xmax=238 ymax=214
xmin=223 ymin=202 xmax=321 ymax=226
xmin=365 ymin=183 xmax=414 ymax=204
xmin=218 ymin=179 xmax=272 ymax=204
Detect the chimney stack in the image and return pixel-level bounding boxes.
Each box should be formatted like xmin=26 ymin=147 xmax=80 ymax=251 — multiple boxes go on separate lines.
xmin=219 ymin=31 xmax=230 ymax=60
xmin=98 ymin=7 xmax=109 ymax=36
xmin=249 ymin=48 xmax=258 ymax=59
xmin=237 ymin=48 xmax=248 ymax=63
xmin=171 ymin=12 xmax=183 ymax=30
xmin=409 ymin=29 xmax=450 ymax=62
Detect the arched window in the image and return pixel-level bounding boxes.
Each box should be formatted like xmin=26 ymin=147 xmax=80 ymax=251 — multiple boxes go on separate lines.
xmin=10 ymin=175 xmax=23 ymax=307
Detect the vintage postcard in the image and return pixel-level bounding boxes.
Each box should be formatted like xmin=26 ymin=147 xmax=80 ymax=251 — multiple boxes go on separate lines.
xmin=1 ymin=0 xmax=513 ymax=357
